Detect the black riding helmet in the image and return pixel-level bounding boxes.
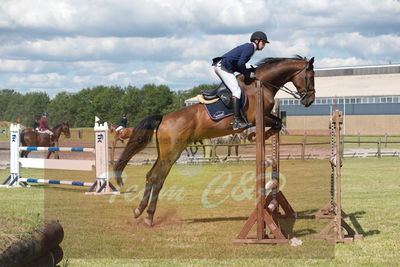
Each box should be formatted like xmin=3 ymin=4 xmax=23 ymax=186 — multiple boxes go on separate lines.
xmin=250 ymin=31 xmax=270 ymax=43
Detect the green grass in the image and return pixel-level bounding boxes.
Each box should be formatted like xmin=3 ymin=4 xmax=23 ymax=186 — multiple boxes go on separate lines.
xmin=1 ymin=158 xmax=400 ymax=266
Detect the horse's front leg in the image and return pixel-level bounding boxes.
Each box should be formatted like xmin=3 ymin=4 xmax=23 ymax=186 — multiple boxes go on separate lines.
xmin=191 ymin=145 xmax=198 ymax=157
xmin=264 ymin=114 xmax=282 ymax=139
xmin=235 ymin=144 xmax=239 ymax=157
xmin=222 ymin=146 xmax=230 ymax=161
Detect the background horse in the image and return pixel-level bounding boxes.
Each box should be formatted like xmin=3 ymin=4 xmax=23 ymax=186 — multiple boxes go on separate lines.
xmin=184 ymin=140 xmax=205 ymax=159
xmin=109 ymin=124 xmax=134 ymax=163
xmin=210 ymin=134 xmax=242 ymax=161
xmin=115 ymin=56 xmax=315 ymax=226
xmin=20 ymin=123 xmax=71 ymax=159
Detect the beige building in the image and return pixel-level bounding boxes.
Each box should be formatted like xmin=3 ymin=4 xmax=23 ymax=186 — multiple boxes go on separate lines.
xmin=279 ymin=64 xmax=400 ymax=135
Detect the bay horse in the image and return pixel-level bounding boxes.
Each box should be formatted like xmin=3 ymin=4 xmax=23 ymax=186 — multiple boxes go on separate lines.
xmin=114 ymin=56 xmax=315 ymax=226
xmin=109 ymin=124 xmax=134 ymax=163
xmin=20 ymin=123 xmax=71 ymax=159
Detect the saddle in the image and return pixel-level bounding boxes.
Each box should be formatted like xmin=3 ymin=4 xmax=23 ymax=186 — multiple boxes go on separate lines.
xmin=201 ymin=83 xmax=233 ymax=109
xmin=199 ymin=83 xmax=248 ymax=122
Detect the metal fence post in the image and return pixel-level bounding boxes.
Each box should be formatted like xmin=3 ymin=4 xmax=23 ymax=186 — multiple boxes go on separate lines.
xmin=377 ymin=138 xmax=382 ymax=158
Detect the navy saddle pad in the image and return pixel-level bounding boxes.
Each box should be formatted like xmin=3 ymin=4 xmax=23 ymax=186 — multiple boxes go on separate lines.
xmin=203 ymin=92 xmax=247 ymax=121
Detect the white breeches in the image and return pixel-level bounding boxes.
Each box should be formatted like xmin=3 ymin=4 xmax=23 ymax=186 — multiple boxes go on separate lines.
xmin=213 ymin=61 xmax=241 ymax=99
xmin=38 ymin=129 xmax=53 ymax=136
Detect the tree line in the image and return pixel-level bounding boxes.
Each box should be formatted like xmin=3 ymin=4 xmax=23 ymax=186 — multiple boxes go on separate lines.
xmin=0 ymin=84 xmax=216 ymax=128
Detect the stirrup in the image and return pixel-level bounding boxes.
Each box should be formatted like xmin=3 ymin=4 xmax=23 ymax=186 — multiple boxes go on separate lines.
xmin=232 ymin=118 xmax=249 ymax=130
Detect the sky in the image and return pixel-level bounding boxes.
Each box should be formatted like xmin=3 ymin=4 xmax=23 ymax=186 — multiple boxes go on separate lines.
xmin=1 ymin=0 xmax=400 ymax=96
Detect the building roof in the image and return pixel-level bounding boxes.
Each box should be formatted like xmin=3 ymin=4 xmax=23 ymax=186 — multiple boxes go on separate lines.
xmin=315 ymin=64 xmax=400 ymax=77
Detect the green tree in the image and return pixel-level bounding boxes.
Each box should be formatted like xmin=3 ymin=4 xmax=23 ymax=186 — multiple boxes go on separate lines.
xmin=0 ymin=83 xmax=220 ymax=127
xmin=138 ymin=84 xmax=174 ymax=119
xmin=170 ymin=83 xmax=218 ymax=111
xmin=91 ymin=85 xmax=125 ymax=124
xmin=119 ymin=85 xmax=142 ymax=126
xmin=0 ymin=89 xmax=19 ymax=121
xmin=21 ymin=92 xmax=50 ymax=127
xmin=71 ymin=88 xmax=95 ymax=127
xmin=48 ymin=92 xmax=77 ymax=127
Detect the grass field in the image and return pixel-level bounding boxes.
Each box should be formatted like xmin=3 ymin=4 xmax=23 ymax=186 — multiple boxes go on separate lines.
xmin=1 ymin=157 xmax=399 ymax=266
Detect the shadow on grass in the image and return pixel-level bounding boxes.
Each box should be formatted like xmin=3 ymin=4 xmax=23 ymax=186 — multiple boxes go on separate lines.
xmin=186 ymin=209 xmax=321 ymax=224
xmin=42 ymin=186 xmax=87 ymax=193
xmin=185 ymin=216 xmax=249 ymax=223
xmin=295 ymin=208 xmax=320 ymax=219
xmin=348 ymin=211 xmax=380 ymax=237
xmin=185 ymin=209 xmax=323 ymax=238
xmin=38 ymin=184 xmax=136 ymax=194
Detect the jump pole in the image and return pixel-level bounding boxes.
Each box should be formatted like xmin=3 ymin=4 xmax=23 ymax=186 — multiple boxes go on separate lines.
xmin=315 ymin=110 xmax=362 ymax=243
xmin=1 ymin=117 xmax=119 ymax=195
xmin=233 ymin=80 xmax=295 ymax=245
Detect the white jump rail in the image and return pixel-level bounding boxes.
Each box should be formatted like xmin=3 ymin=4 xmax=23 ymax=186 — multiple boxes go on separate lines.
xmin=0 ymin=117 xmax=119 ymax=195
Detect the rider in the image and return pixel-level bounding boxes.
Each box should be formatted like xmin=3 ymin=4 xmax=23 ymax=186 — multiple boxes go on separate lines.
xmin=116 ymin=114 xmax=128 ymax=133
xmin=32 ymin=119 xmax=39 ymax=131
xmin=38 ymin=112 xmax=53 ymax=136
xmin=212 ymin=31 xmax=269 ymax=130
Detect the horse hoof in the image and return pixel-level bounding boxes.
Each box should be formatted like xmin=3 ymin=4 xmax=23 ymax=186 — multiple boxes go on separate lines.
xmin=116 ymin=177 xmax=124 ymax=187
xmin=144 ymin=217 xmax=153 ymax=227
xmin=133 ymin=208 xmax=142 ymax=218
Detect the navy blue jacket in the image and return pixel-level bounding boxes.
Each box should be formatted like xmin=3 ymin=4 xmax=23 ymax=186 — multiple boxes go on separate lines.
xmin=119 ymin=117 xmax=127 ymax=128
xmin=215 ymin=43 xmax=255 ymax=75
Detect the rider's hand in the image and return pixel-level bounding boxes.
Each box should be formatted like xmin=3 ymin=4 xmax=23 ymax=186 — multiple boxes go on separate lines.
xmin=244 ymin=76 xmax=254 ymax=85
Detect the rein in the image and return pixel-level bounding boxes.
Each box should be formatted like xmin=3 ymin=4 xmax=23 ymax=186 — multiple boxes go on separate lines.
xmin=259 ymin=80 xmax=303 ymax=99
xmin=256 ymin=65 xmax=315 ymax=100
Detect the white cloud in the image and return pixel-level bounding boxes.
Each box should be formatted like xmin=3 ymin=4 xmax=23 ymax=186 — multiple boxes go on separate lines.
xmin=8 ymin=73 xmax=66 ymax=87
xmin=0 ymin=0 xmax=272 ymax=38
xmin=318 ymin=33 xmax=400 ymax=62
xmin=162 ymin=60 xmax=214 ymax=84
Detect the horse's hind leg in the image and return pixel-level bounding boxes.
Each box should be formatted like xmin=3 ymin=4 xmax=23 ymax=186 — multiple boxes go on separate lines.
xmin=134 ymin=158 xmax=175 ymax=226
xmin=144 ymin=152 xmax=183 ymax=226
xmin=134 ymin=134 xmax=188 ymax=226
xmin=133 ymin=161 xmax=160 ymax=219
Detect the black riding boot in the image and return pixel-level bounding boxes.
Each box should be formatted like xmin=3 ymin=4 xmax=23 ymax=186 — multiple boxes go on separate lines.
xmin=232 ymin=97 xmax=249 ymax=130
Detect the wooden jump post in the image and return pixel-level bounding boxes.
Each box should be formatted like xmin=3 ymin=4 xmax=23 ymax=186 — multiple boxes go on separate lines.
xmin=233 ymin=80 xmax=295 ymax=245
xmin=315 ymin=110 xmax=363 ymax=243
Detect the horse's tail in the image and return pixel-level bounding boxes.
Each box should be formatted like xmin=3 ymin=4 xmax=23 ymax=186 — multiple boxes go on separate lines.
xmin=20 ymin=131 xmax=26 ymax=146
xmin=114 ymin=114 xmax=163 ymax=184
xmin=19 ymin=131 xmax=29 ymax=157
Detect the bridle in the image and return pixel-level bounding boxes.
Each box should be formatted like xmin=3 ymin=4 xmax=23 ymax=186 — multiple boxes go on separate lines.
xmin=257 ymin=63 xmax=315 ymax=101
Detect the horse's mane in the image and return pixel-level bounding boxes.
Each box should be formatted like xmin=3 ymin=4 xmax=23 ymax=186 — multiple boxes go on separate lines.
xmin=256 ymin=55 xmax=306 ymax=68
xmin=53 ymin=122 xmax=68 ymax=129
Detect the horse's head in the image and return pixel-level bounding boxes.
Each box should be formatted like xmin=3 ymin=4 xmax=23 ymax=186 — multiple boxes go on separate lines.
xmin=61 ymin=122 xmax=71 ymax=138
xmin=255 ymin=56 xmax=316 ymax=108
xmin=109 ymin=123 xmax=117 ymax=133
xmin=290 ymin=57 xmax=315 ymax=107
